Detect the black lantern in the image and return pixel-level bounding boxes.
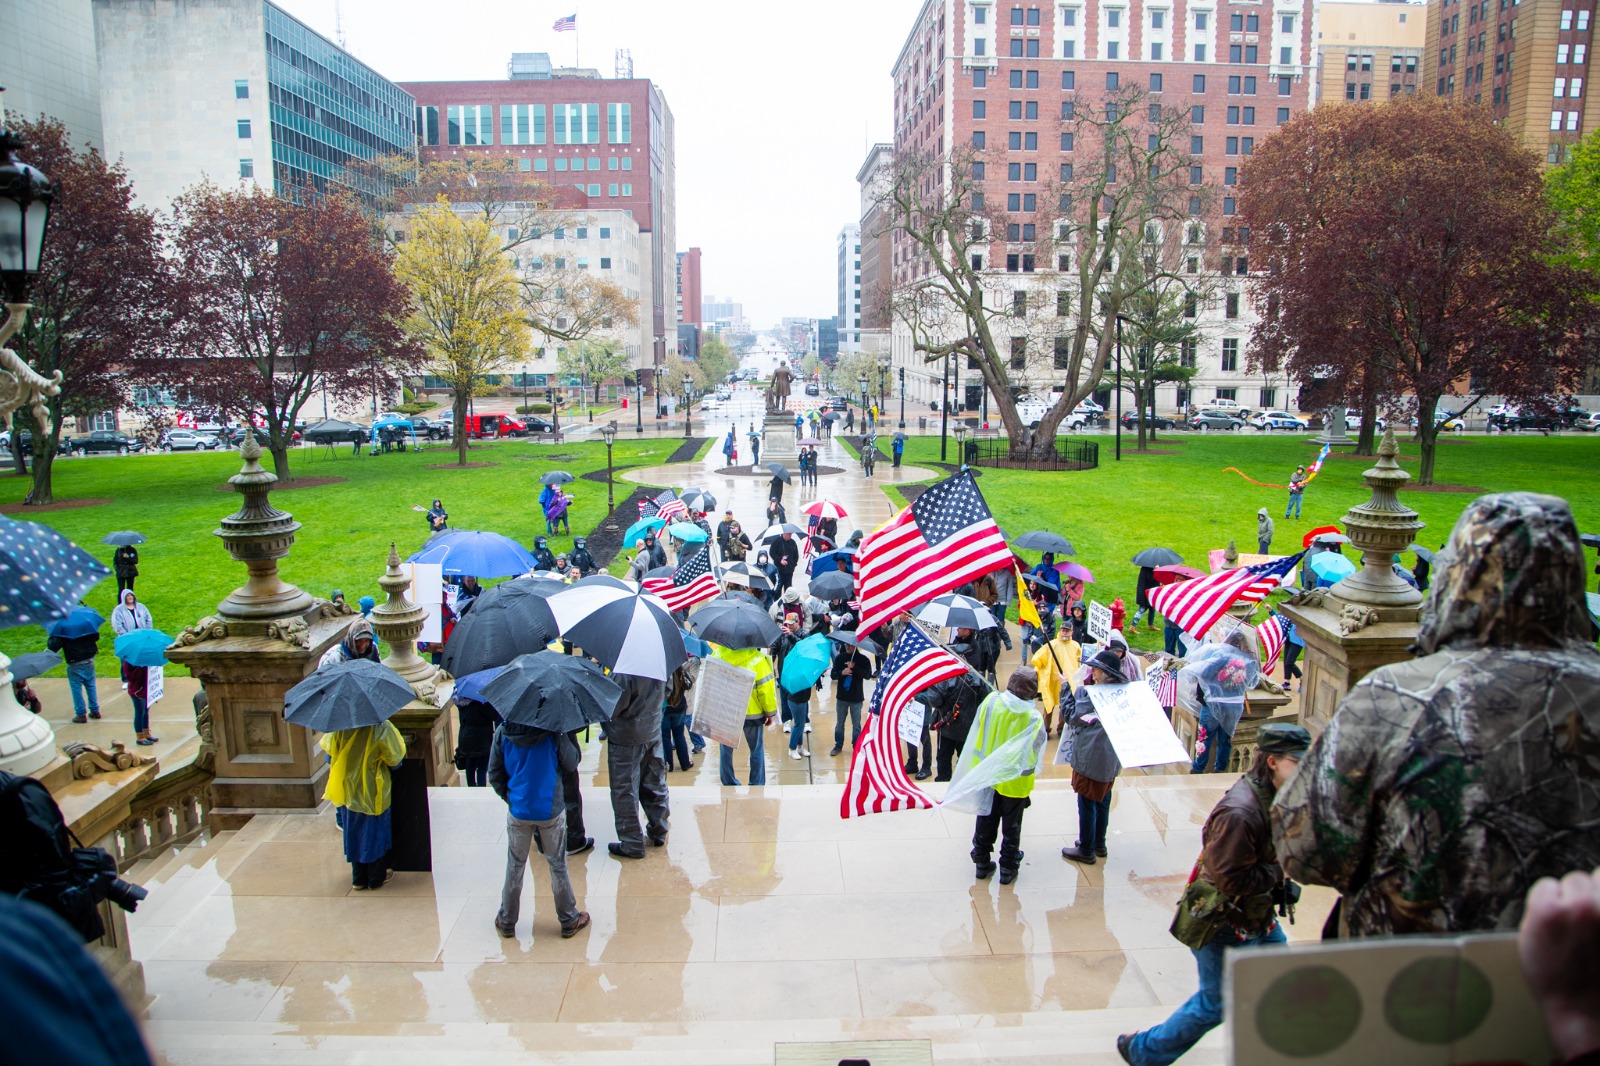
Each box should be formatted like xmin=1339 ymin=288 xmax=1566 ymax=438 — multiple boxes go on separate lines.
xmin=0 ymin=126 xmax=55 ymax=306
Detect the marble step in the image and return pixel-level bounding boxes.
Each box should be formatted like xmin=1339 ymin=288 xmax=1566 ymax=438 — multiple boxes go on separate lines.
xmin=125 ymin=829 xmax=239 ymax=888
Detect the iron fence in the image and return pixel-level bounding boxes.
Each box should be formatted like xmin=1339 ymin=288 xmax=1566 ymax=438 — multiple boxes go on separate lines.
xmin=964 ymin=436 xmax=1099 ymax=472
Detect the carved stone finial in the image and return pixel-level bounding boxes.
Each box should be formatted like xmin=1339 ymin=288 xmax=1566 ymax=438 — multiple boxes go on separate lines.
xmin=1330 ymin=427 xmax=1425 ymax=608
xmin=213 ymin=426 xmax=314 ymax=621
xmin=1224 ymin=539 xmax=1239 ymax=569
xmin=370 ymin=540 xmax=441 ymax=690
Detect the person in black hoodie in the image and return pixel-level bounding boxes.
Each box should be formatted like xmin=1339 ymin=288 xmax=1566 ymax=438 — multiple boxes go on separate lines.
xmin=771 ymin=534 xmax=800 ymax=593
xmin=828 ymin=642 xmax=874 ymax=755
xmin=113 ymin=544 xmax=139 ymax=595
xmin=929 ymin=671 xmax=993 ymax=781
xmin=568 ymin=537 xmax=598 ymax=576
xmin=47 ymin=629 xmax=100 ymax=723
xmin=454 ymin=697 xmax=501 ymax=787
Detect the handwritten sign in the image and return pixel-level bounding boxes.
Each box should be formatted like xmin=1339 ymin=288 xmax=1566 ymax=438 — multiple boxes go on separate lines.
xmin=898 ymin=700 xmax=926 ymax=748
xmin=147 ymin=665 xmax=165 ymax=706
xmin=1083 ymin=682 xmax=1190 ymax=768
xmin=1087 ymin=600 xmax=1113 ymax=643
xmin=690 ymin=656 xmax=755 ymax=749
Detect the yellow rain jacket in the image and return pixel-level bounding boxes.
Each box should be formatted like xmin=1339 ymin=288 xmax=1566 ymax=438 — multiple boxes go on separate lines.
xmin=710 ymin=644 xmax=779 ymax=719
xmin=1030 ymin=635 xmax=1083 ymax=711
xmin=320 ymin=722 xmax=407 ymax=816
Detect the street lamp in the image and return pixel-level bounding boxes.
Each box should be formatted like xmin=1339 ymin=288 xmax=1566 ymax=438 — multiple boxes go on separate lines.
xmin=0 ymin=124 xmax=56 ymax=322
xmin=1114 ymin=314 xmax=1131 ymax=463
xmin=601 ymin=420 xmax=618 ymax=528
xmin=877 ymin=356 xmax=889 ymax=413
xmin=682 ymin=380 xmax=693 ymax=438
xmin=857 ymin=372 xmax=868 ymax=426
xmin=954 ymin=423 xmax=968 ymax=468
xmin=897 ymin=366 xmax=906 ymax=429
xmin=634 ymin=373 xmax=643 ymax=434
xmin=940 ymin=354 xmax=952 ymax=463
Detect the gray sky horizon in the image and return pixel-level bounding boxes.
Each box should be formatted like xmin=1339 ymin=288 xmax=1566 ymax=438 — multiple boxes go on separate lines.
xmin=273 ymin=0 xmax=920 ymax=328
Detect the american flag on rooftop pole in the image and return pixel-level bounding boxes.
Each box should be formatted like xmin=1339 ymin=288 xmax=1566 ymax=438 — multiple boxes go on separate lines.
xmin=640 ymin=547 xmax=720 ymax=613
xmin=553 ymin=14 xmax=577 ymax=31
xmin=1148 ymin=552 xmax=1306 ymax=641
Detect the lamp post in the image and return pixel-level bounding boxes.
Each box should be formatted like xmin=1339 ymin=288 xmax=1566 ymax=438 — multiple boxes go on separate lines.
xmin=897 ymin=366 xmax=906 ymax=429
xmin=939 ymin=354 xmax=951 ymax=463
xmin=954 ymin=423 xmax=968 ymax=468
xmin=857 ymin=372 xmax=868 ymax=428
xmin=601 ymin=420 xmax=618 ymax=529
xmin=1114 ymin=314 xmax=1131 ymax=463
xmin=634 ymin=373 xmax=643 ymax=434
xmin=877 ymin=356 xmax=889 ymax=413
xmin=682 ymin=380 xmax=692 ymax=438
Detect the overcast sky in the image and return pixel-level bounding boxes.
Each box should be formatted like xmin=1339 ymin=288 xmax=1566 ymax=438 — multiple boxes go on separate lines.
xmin=273 ymin=0 xmax=920 ymax=327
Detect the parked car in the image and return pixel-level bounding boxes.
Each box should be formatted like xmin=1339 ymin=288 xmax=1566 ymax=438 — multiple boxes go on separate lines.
xmin=1207 ymin=398 xmax=1249 ymax=415
xmin=1578 ymin=412 xmax=1600 ymax=432
xmin=1249 ymin=409 xmax=1309 ymax=431
xmin=1343 ymin=413 xmax=1389 ymax=434
xmin=1191 ymin=410 xmax=1246 ymax=431
xmin=827 ymin=396 xmax=849 ymax=411
xmin=803 ymin=383 xmax=821 ymax=396
xmin=161 ymin=429 xmax=223 ymax=451
xmin=409 ymin=416 xmax=451 ymax=440
xmin=1413 ymin=411 xmax=1468 ymax=432
xmin=1120 ymin=411 xmax=1179 ymax=430
xmin=0 ymin=431 xmax=68 ymax=455
xmin=62 ymin=430 xmax=145 ymax=455
xmin=1488 ymin=405 xmax=1586 ymax=432
xmin=520 ymin=416 xmax=555 ymax=434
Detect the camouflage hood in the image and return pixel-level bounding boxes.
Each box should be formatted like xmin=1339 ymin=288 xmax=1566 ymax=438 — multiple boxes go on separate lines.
xmin=1417 ymin=492 xmax=1592 ymax=655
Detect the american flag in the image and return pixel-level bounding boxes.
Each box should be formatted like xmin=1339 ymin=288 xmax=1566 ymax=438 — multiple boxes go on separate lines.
xmin=641 ymin=547 xmax=720 ymax=613
xmin=841 ymin=623 xmax=967 ymax=818
xmin=1148 ymin=666 xmax=1178 ymax=708
xmin=654 ymin=489 xmax=688 ymax=522
xmin=854 ymin=471 xmax=1012 ymax=637
xmin=639 ymin=498 xmax=659 ymax=520
xmin=1148 ymin=552 xmax=1305 ymax=641
xmin=1257 ymin=612 xmax=1286 ymax=673
xmin=552 ymin=13 xmax=577 ymax=31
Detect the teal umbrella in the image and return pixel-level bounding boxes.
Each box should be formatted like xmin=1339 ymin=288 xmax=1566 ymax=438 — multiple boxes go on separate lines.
xmin=1310 ymin=552 xmax=1357 ymax=580
xmin=623 ymin=516 xmax=666 ymax=548
xmin=779 ymin=632 xmax=833 ymax=692
xmin=113 ymin=629 xmax=175 ymax=668
xmin=667 ymin=522 xmax=708 ymax=543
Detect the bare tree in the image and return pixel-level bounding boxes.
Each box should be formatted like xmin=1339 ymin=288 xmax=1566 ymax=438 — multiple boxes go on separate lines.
xmin=1115 ymin=226 xmax=1214 ymax=448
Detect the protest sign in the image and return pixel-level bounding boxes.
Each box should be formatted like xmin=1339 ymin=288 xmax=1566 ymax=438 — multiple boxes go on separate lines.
xmin=690 ymin=656 xmax=756 ymax=749
xmin=1087 ymin=600 xmax=1113 ymax=643
xmin=1083 ymin=682 xmax=1190 ymax=767
xmin=898 ymin=700 xmax=926 ymax=748
xmin=147 ymin=665 xmax=165 ymax=706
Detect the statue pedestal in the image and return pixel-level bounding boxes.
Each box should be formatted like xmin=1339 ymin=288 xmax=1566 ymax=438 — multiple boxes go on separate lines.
xmin=1278 ymin=595 xmax=1418 ymax=736
xmin=1172 ymin=688 xmax=1292 ymax=773
xmin=763 ymin=414 xmax=798 ymax=461
xmin=1312 ymin=405 xmax=1356 ymax=447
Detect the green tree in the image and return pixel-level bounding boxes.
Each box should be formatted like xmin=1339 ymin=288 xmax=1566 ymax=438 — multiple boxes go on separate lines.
xmin=1547 ymin=131 xmax=1600 ymax=281
xmin=557 ymin=337 xmax=631 ymax=413
xmin=1116 ymin=234 xmax=1209 ymax=449
xmin=698 ymin=333 xmax=736 ymax=385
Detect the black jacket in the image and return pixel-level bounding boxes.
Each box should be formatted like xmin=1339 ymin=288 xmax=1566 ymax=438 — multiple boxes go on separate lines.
xmin=606 ymin=673 xmax=667 ymax=746
xmin=829 ymin=648 xmax=874 ymax=702
xmin=455 ymin=698 xmax=501 ymax=758
xmin=46 ymin=633 xmax=99 ymax=665
xmin=926 ymin=674 xmax=991 ymax=746
xmin=113 ymin=547 xmax=138 ymax=577
xmin=771 ymin=538 xmax=800 ymax=575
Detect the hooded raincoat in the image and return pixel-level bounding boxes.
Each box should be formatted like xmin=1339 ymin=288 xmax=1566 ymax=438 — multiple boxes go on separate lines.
xmin=942 ymin=689 xmax=1047 ymax=812
xmin=111 ymin=592 xmax=153 ymax=636
xmin=1029 ymin=633 xmax=1083 ymax=710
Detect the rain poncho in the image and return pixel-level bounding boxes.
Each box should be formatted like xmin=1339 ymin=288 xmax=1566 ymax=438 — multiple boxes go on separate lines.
xmin=320 ymin=721 xmax=406 ymax=816
xmin=1030 ymin=635 xmax=1082 ymax=709
xmin=709 ymin=644 xmax=778 ymax=718
xmin=941 ymin=690 xmax=1046 ymax=813
xmin=1175 ymin=639 xmax=1260 ymax=739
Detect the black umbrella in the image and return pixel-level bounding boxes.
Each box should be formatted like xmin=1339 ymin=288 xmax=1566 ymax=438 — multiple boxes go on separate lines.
xmin=284 ymin=659 xmax=415 ymax=732
xmin=481 ymin=651 xmax=623 ymax=732
xmin=0 ymin=517 xmax=112 ymax=630
xmin=1408 ymin=544 xmax=1436 ymax=564
xmin=1012 ymin=530 xmax=1076 ymax=555
xmin=540 ymin=471 xmax=575 ymax=486
xmin=8 ymin=650 xmax=62 ymax=681
xmin=101 ymin=531 xmax=147 ymax=547
xmin=439 ymin=577 xmax=561 ymax=676
xmin=711 ymin=589 xmax=767 ymax=608
xmin=761 ymin=460 xmax=792 ymax=484
xmin=827 ymin=630 xmax=882 ymax=657
xmin=808 ymin=570 xmax=855 ymax=600
xmin=1131 ymin=547 xmax=1184 ymax=567
xmin=689 ymin=600 xmax=781 ymax=650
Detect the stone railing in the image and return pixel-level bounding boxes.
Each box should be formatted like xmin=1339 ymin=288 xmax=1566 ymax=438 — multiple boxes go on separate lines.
xmin=110 ymin=748 xmax=215 ymax=869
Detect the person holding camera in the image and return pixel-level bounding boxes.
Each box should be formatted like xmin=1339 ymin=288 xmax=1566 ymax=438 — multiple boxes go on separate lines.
xmin=1115 ymin=722 xmax=1310 ymax=1066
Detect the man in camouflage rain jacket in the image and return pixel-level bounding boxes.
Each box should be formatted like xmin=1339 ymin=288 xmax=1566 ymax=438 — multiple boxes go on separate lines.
xmin=1272 ymin=492 xmax=1600 ymax=937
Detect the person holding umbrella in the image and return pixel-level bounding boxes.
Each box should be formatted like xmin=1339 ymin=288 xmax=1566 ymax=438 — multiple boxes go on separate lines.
xmin=771 ymin=533 xmax=800 ymax=594
xmin=6 ymin=652 xmax=55 ymax=715
xmin=47 ymin=608 xmax=103 ymax=724
xmin=112 ymin=543 xmax=139 ymax=595
xmin=892 ymin=433 xmax=905 ymax=468
xmin=828 ymin=635 xmax=875 ymax=756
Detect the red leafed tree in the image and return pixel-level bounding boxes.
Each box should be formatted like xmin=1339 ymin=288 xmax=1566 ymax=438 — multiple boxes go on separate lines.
xmin=1240 ymin=96 xmax=1598 ymax=483
xmin=170 ymin=183 xmax=420 ymax=477
xmin=4 ymin=118 xmax=172 ymax=504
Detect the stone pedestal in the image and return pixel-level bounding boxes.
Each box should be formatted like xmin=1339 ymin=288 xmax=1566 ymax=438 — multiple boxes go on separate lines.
xmin=762 ymin=413 xmax=798 ymax=461
xmin=1312 ymin=406 xmax=1356 ymax=447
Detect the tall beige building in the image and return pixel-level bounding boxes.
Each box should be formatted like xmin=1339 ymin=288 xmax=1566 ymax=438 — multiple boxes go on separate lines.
xmin=1316 ymin=1 xmax=1428 ymax=104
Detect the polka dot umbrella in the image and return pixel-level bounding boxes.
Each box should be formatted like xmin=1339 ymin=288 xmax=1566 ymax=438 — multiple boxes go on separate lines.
xmin=0 ymin=516 xmax=112 ymax=631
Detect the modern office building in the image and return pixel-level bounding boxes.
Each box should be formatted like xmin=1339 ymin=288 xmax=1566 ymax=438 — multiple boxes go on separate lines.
xmin=676 ymin=247 xmax=702 ymax=326
xmin=856 ymin=143 xmax=896 ymax=361
xmin=1315 ymin=1 xmax=1427 ymax=104
xmin=2 ymin=0 xmax=103 ymax=149
xmin=837 ymin=224 xmax=863 ymax=353
xmin=1424 ymin=0 xmax=1596 ymax=162
xmin=888 ymin=0 xmax=1316 ymax=413
xmin=403 ymin=56 xmax=677 ymax=387
xmin=93 ymin=0 xmax=416 ymax=210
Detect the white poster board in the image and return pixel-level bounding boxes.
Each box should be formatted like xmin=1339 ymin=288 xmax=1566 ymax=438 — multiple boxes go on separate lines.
xmin=898 ymin=700 xmax=927 ymax=748
xmin=689 ymin=656 xmax=756 ymax=749
xmin=406 ymin=562 xmax=444 ymax=644
xmin=146 ymin=665 xmax=165 ymax=706
xmin=1087 ymin=600 xmax=1113 ymax=643
xmin=1083 ymin=682 xmax=1190 ymax=767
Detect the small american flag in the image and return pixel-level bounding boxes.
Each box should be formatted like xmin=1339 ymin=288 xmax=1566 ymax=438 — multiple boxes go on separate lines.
xmin=638 ymin=498 xmax=659 ymax=520
xmin=854 ymin=471 xmax=1012 ymax=637
xmin=552 ymin=13 xmax=576 ymax=31
xmin=1257 ymin=612 xmax=1286 ymax=673
xmin=1148 ymin=552 xmax=1305 ymax=641
xmin=641 ymin=547 xmax=720 ymax=613
xmin=842 ymin=624 xmax=968 ymax=818
xmin=1149 ymin=667 xmax=1178 ymax=708
xmin=654 ymin=489 xmax=688 ymax=522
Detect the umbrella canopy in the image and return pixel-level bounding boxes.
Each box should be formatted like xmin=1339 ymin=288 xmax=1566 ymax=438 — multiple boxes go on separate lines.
xmin=1053 ymin=560 xmax=1096 ymax=582
xmin=546 ymin=582 xmax=686 ymax=680
xmin=113 ymin=629 xmax=174 ymax=668
xmin=802 ymin=500 xmax=849 ymax=520
xmin=1409 ymin=544 xmax=1436 ymax=564
xmin=284 ymin=659 xmax=415 ymax=733
xmin=1310 ymin=553 xmax=1358 ymax=580
xmin=1310 ymin=532 xmax=1352 ymax=546
xmin=439 ymin=577 xmax=561 ymax=676
xmin=760 ymin=460 xmax=792 ymax=484
xmin=827 ymin=630 xmax=882 ymax=657
xmin=7 ymin=650 xmax=61 ymax=681
xmin=718 ymin=562 xmax=774 ymax=591
xmin=453 ymin=666 xmax=504 ymax=705
xmin=917 ymin=593 xmax=997 ymax=631
xmin=1131 ymin=547 xmax=1184 ymax=567
xmin=822 ymin=412 xmax=841 ymax=423
xmin=101 ymin=531 xmax=147 ymax=547
xmin=1302 ymin=525 xmax=1343 ymax=548
xmin=1013 ymin=530 xmax=1076 ymax=555
xmin=710 ymin=589 xmax=767 ymax=609
xmin=689 ymin=600 xmax=781 ymax=650
xmin=481 ymin=652 xmax=623 ymax=732
xmin=666 ymin=522 xmax=709 ymax=543
xmin=680 ymin=488 xmax=717 ymax=512
xmin=780 ymin=633 xmax=834 ymax=691
xmin=807 ymin=570 xmax=856 ymax=600
xmin=1154 ymin=564 xmax=1207 ymax=586
xmin=797 ymin=437 xmax=824 ymax=446
xmin=0 ymin=518 xmax=112 ymax=630
xmin=44 ymin=606 xmax=105 ymax=640
xmin=892 ymin=431 xmax=908 ymax=441
xmin=622 ymin=516 xmax=667 ymax=549
xmin=808 ymin=549 xmax=856 ymax=578
xmin=1588 ymin=592 xmax=1600 ymax=630
xmin=757 ymin=523 xmax=808 ymax=541
xmin=540 ymin=471 xmax=575 ymax=485
xmin=408 ymin=530 xmax=536 ymax=579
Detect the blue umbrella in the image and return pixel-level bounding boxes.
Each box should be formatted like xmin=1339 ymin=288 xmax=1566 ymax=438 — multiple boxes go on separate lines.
xmin=622 ymin=516 xmax=666 ymax=548
xmin=667 ymin=522 xmax=708 ymax=543
xmin=453 ymin=666 xmax=505 ymax=704
xmin=1310 ymin=553 xmax=1357 ymax=581
xmin=808 ymin=549 xmax=856 ymax=578
xmin=780 ymin=633 xmax=833 ymax=691
xmin=113 ymin=629 xmax=175 ymax=668
xmin=408 ymin=530 xmax=536 ymax=578
xmin=679 ymin=628 xmax=711 ymax=658
xmin=44 ymin=606 xmax=105 ymax=640
xmin=0 ymin=517 xmax=111 ymax=630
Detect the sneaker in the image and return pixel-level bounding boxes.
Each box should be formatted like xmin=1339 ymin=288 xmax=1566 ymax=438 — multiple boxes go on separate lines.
xmin=560 ymin=911 xmax=591 ymax=938
xmin=1116 ymin=1034 xmax=1135 ymax=1064
xmin=998 ymin=868 xmax=1018 ymax=885
xmin=914 ymin=769 xmax=932 ymax=780
xmin=798 ymin=747 xmax=811 ymax=757
xmin=828 ymin=746 xmax=842 ymax=756
xmin=783 ymin=723 xmax=792 ymax=733
xmin=788 ymin=749 xmax=802 ymax=760
xmin=496 ymin=922 xmax=516 ymax=939
xmin=607 ymin=842 xmax=645 ymax=860
xmin=804 ymin=723 xmax=812 ymax=733
xmin=567 ymin=836 xmax=596 ymax=856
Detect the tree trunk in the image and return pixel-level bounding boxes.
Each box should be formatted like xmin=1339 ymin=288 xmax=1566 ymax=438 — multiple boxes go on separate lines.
xmin=269 ymin=443 xmax=292 ymax=479
xmin=1416 ymin=394 xmax=1439 ymax=486
xmin=1354 ymin=391 xmax=1379 ymax=456
xmin=26 ymin=442 xmax=58 ymax=505
xmin=9 ymin=431 xmax=25 ymax=476
xmin=454 ymin=392 xmax=470 ymax=466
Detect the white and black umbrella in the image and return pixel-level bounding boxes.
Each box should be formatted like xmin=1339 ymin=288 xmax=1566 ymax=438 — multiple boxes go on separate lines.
xmin=757 ymin=523 xmax=807 ymax=542
xmin=546 ymin=581 xmax=686 ymax=680
xmin=710 ymin=589 xmax=767 ymax=609
xmin=680 ymin=488 xmax=717 ymax=512
xmin=916 ymin=593 xmax=997 ymax=631
xmin=718 ymin=561 xmax=774 ymax=591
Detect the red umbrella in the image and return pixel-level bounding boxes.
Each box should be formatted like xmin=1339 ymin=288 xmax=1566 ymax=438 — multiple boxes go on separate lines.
xmin=802 ymin=500 xmax=849 ymax=519
xmin=1301 ymin=524 xmax=1341 ymax=548
xmin=1153 ymin=564 xmax=1206 ymax=586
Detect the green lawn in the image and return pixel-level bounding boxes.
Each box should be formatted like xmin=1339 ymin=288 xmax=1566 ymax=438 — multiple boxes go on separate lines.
xmin=881 ymin=432 xmax=1600 ymax=650
xmin=0 ymin=437 xmax=693 ymax=675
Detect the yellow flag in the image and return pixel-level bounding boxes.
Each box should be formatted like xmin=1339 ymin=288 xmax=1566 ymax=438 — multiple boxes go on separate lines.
xmin=1016 ymin=565 xmax=1042 ymax=628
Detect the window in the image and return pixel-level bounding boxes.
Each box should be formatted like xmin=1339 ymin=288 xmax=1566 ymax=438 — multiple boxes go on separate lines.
xmin=1151 ymin=73 xmax=1163 ymax=92
xmin=1108 ymin=7 xmax=1122 ymax=26
xmin=1013 ymin=291 xmax=1028 ymax=317
xmin=1105 ymin=103 xmax=1119 ymax=120
xmin=1190 ymin=164 xmax=1204 ymax=184
xmin=1278 ymin=106 xmax=1290 ymax=123
xmin=1026 ymin=100 xmax=1039 ymax=118
xmin=1556 ymin=77 xmax=1568 ymax=97
xmin=1562 ymin=8 xmax=1573 ymax=29
xmin=1582 ymin=10 xmax=1592 ymax=29
xmin=1011 ymin=39 xmax=1025 ymax=56
xmin=972 ymin=254 xmax=985 ymax=271
xmin=587 ymin=157 xmax=601 ymax=170
xmin=1195 ymin=43 xmax=1208 ymax=61
xmin=1578 ymin=45 xmax=1589 ymax=64
xmin=975 ymin=100 xmax=988 ymax=118
xmin=1559 ymin=43 xmax=1570 ymax=63
xmin=555 ymin=158 xmax=568 ymax=171
xmin=1011 ymin=337 xmax=1028 ymax=368
xmin=1008 ymin=100 xmax=1022 ymax=118
xmin=1008 ymin=192 xmax=1022 ymax=211
xmin=1569 ymin=110 xmax=1582 ymax=130
xmin=1574 ymin=78 xmax=1585 ymax=97
xmin=1236 ymin=256 xmax=1248 ymax=275
xmin=517 ymin=157 xmax=531 ymax=172
xmin=621 ymin=183 xmax=632 ymax=195
xmin=1189 ymin=195 xmax=1202 ymax=215
xmin=1228 ymin=105 xmax=1240 ymax=122
xmin=1184 ymin=294 xmax=1198 ymax=317
xmin=1011 ymin=5 xmax=1024 ymax=24
xmin=1224 ymin=166 xmax=1238 ymax=185
xmin=1024 ymin=162 xmax=1037 ymax=179
xmin=608 ymin=156 xmax=619 ymax=170
xmin=1009 ymin=131 xmax=1023 ymax=148
xmin=1010 ymin=69 xmax=1023 ymax=87
xmin=1008 ymin=162 xmax=1021 ymax=180
xmin=608 ymin=183 xmax=619 ymax=196
xmin=600 ymin=227 xmax=611 ymax=238
xmin=1028 ymin=6 xmax=1041 ymax=24
xmin=1192 ymin=108 xmax=1205 ymax=127
xmin=1063 ymin=6 xmax=1076 ymax=24
xmin=975 ymin=3 xmax=988 ymax=22
xmin=1060 ymin=163 xmax=1074 ymax=180
xmin=1223 ymin=196 xmax=1237 ymax=215
xmin=1194 ymin=74 xmax=1206 ymax=93
xmin=1053 ymin=336 xmax=1073 ymax=369
xmin=1062 ymin=70 xmax=1076 ymax=89
xmin=974 ymin=68 xmax=988 ymax=86
xmin=234 ymin=79 xmax=249 ymax=99
xmin=239 ymin=158 xmax=254 ymax=179
xmin=1107 ymin=71 xmax=1120 ymax=90
xmin=1195 ymin=11 xmax=1207 ymax=29
xmin=1229 ymin=75 xmax=1242 ymax=94
xmin=1225 ymin=293 xmax=1240 ymax=318
xmin=1007 ymin=223 xmax=1021 ymax=240
xmin=1281 ymin=14 xmax=1295 ymax=32
xmin=534 ymin=157 xmax=548 ymax=171
xmin=1280 ymin=46 xmax=1293 ymax=64
xmin=973 ymin=131 xmax=987 ymax=147
xmin=1279 ymin=76 xmax=1293 ymax=97
xmin=1061 ymin=132 xmax=1075 ymax=150
xmin=1106 ymin=164 xmax=1118 ymax=183
xmin=1180 ymin=340 xmax=1197 ymax=367
xmin=1226 ymin=136 xmax=1239 ymax=154
xmin=1231 ymin=44 xmax=1242 ymax=62
xmin=600 ymin=257 xmax=612 ymax=269
xmin=1027 ymin=69 xmax=1040 ymax=87
xmin=1222 ymin=338 xmax=1239 ymax=370
xmin=237 ymin=119 xmax=251 ymax=138
xmin=1231 ymin=12 xmax=1244 ymax=30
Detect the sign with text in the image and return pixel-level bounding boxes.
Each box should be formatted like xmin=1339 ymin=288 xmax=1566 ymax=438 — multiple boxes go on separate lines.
xmin=147 ymin=665 xmax=165 ymax=706
xmin=407 ymin=563 xmax=444 ymax=644
xmin=1087 ymin=600 xmax=1113 ymax=643
xmin=1083 ymin=682 xmax=1190 ymax=768
xmin=690 ymin=657 xmax=756 ymax=749
xmin=897 ymin=700 xmax=927 ymax=748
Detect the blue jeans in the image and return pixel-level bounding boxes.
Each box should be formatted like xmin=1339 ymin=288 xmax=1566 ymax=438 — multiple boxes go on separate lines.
xmin=1077 ymin=786 xmax=1113 ymax=851
xmin=1191 ymin=708 xmax=1233 ymax=774
xmin=720 ymin=718 xmax=766 ymax=786
xmin=834 ymin=700 xmax=862 ymax=750
xmin=1126 ymin=923 xmax=1287 ymax=1065
xmin=1163 ymin=619 xmax=1183 ymax=656
xmin=66 ymin=660 xmax=98 ymax=716
xmin=132 ymin=695 xmax=149 ymax=734
xmin=787 ymin=698 xmax=810 ymax=750
xmin=660 ymin=710 xmax=691 ymax=770
xmin=1285 ymin=492 xmax=1302 ymax=518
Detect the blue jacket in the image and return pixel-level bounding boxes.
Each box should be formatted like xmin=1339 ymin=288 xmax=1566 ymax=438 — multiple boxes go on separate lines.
xmin=487 ymin=722 xmax=579 ymax=822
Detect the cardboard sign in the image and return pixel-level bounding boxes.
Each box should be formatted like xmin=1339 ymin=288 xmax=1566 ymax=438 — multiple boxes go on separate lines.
xmin=1087 ymin=600 xmax=1113 ymax=643
xmin=406 ymin=562 xmax=444 ymax=644
xmin=146 ymin=665 xmax=165 ymax=706
xmin=898 ymin=700 xmax=927 ymax=748
xmin=1083 ymin=682 xmax=1190 ymax=768
xmin=690 ymin=656 xmax=756 ymax=749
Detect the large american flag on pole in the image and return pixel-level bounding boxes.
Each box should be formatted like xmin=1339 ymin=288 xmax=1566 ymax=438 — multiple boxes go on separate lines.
xmin=1148 ymin=552 xmax=1305 ymax=640
xmin=1257 ymin=612 xmax=1286 ymax=673
xmin=552 ymin=14 xmax=577 ymax=31
xmin=841 ymin=623 xmax=967 ymax=818
xmin=641 ymin=547 xmax=720 ymax=613
xmin=653 ymin=489 xmax=689 ymax=522
xmin=854 ymin=471 xmax=1012 ymax=636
